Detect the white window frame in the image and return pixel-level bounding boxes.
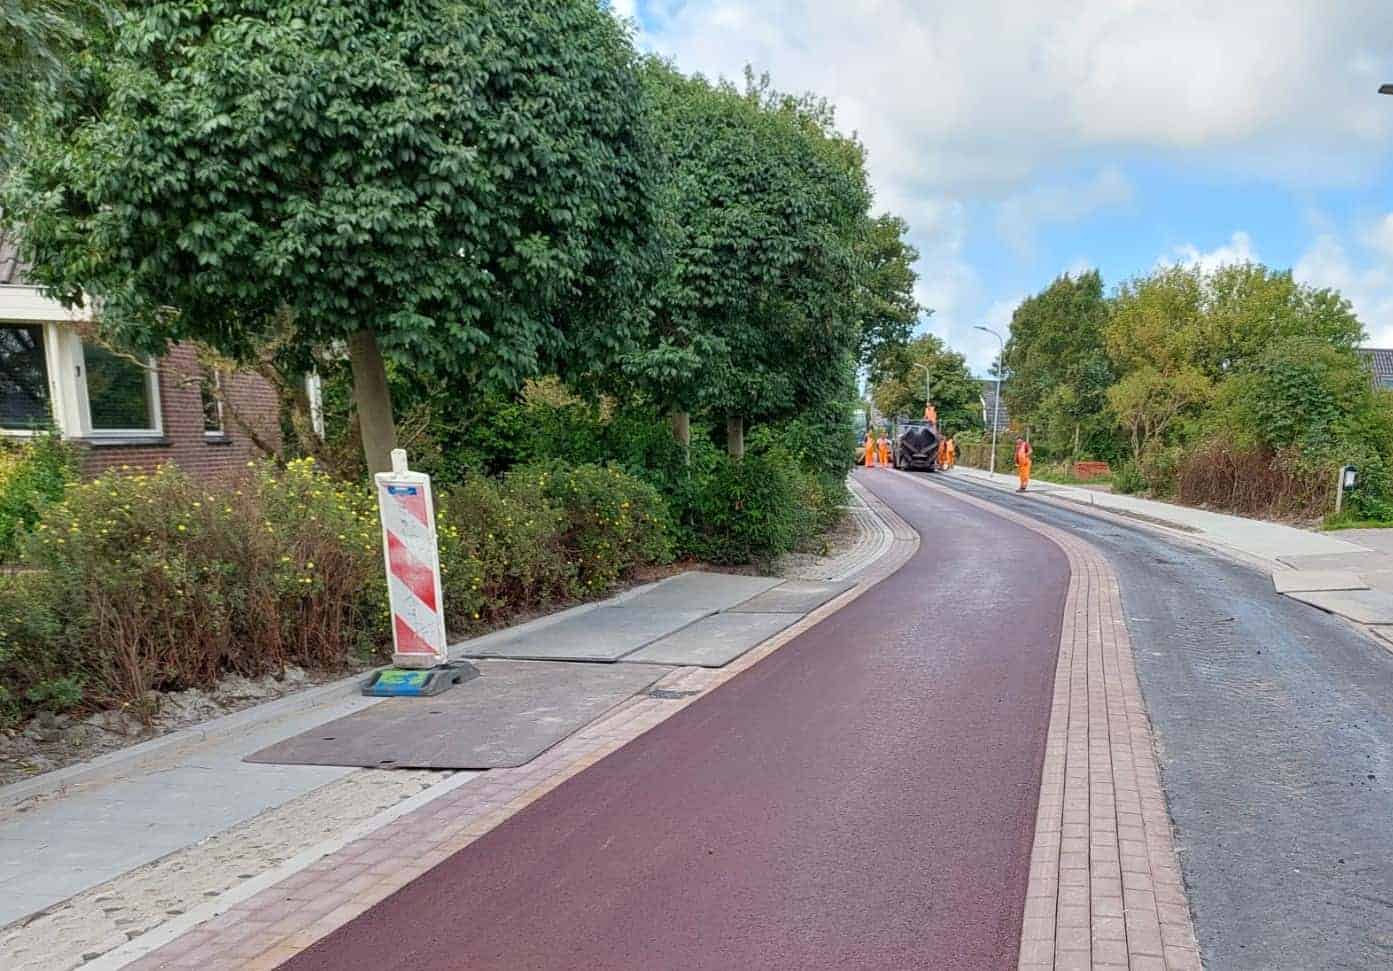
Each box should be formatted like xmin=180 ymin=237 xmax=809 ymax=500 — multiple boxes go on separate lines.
xmin=0 ymin=320 xmax=63 ymax=436
xmin=202 ymin=369 xmax=227 ymax=438
xmin=70 ymin=332 xmax=162 ymax=439
xmin=0 ymin=311 xmax=163 ymax=441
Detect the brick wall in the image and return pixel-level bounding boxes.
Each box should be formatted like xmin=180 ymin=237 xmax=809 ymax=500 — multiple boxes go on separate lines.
xmin=78 ymin=343 xmax=283 ymax=481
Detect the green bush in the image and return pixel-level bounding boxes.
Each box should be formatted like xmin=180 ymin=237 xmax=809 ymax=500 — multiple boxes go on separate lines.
xmin=0 ymin=460 xmax=386 ymax=724
xmin=519 ymin=461 xmax=675 ymax=594
xmin=0 ymin=434 xmax=78 ymax=561
xmin=436 ymin=473 xmax=574 ymax=630
xmin=1112 ymin=460 xmax=1146 ymax=495
xmin=679 ymin=453 xmax=803 ymax=565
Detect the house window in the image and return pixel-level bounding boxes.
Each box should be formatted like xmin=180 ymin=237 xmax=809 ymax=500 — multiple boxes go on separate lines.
xmin=82 ymin=342 xmax=159 ymax=433
xmin=201 ymin=371 xmax=225 ymax=436
xmin=0 ymin=325 xmax=52 ymax=430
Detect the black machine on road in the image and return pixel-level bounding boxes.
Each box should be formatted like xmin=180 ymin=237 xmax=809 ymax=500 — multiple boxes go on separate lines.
xmin=893 ymin=419 xmax=941 ymax=472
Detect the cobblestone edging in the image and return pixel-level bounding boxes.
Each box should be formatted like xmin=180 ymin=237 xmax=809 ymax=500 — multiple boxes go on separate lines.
xmin=898 ymin=471 xmax=1202 ymax=971
xmin=101 ymin=484 xmax=919 ymax=971
xmin=780 ymin=481 xmax=894 ymax=582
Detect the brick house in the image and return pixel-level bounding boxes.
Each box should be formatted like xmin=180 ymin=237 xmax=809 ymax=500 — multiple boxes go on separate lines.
xmin=1 ymin=238 xmax=290 ymax=479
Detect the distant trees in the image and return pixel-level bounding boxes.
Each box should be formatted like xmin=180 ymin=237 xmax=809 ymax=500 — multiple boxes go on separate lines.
xmin=999 ymin=259 xmax=1387 ymax=517
xmin=869 ymin=333 xmax=982 ymax=437
xmin=1003 ymin=270 xmax=1114 ymax=459
xmin=856 ymin=214 xmax=921 ymax=379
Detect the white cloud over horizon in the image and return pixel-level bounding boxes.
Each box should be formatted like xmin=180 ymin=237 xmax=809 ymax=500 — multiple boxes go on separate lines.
xmin=1159 ymin=231 xmax=1261 ymax=274
xmin=626 ymin=1 xmax=1393 ymax=371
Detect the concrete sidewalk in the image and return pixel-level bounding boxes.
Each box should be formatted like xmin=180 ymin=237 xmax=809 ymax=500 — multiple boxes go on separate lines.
xmin=944 ymin=464 xmax=1365 ymax=564
xmin=940 ymin=465 xmax=1393 ymax=653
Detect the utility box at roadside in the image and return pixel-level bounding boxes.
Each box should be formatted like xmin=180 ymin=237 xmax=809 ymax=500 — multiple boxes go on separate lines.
xmin=375 ymin=449 xmax=448 ymax=669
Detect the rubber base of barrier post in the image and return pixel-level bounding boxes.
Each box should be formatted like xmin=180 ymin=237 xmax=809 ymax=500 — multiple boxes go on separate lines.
xmin=361 ymin=661 xmax=480 ymax=698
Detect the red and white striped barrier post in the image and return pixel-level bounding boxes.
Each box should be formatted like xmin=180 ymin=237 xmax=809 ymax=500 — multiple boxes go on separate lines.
xmin=376 ymin=449 xmax=448 ymax=670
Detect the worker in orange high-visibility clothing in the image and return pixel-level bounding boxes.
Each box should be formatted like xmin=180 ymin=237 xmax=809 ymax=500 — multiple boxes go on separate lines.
xmin=924 ymin=402 xmax=938 ymax=426
xmin=1015 ymin=436 xmax=1033 ymax=492
xmin=878 ymin=433 xmax=892 ymax=468
xmin=945 ymin=435 xmax=957 ymax=470
xmin=936 ymin=437 xmax=948 ymax=468
xmin=863 ymin=431 xmax=877 ymax=467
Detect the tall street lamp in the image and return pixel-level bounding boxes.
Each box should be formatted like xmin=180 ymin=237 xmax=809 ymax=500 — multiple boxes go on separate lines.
xmin=975 ymin=325 xmax=1005 ymax=475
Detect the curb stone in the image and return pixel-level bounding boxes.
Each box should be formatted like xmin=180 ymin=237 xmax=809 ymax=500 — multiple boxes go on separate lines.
xmin=897 ymin=470 xmax=1203 ymax=971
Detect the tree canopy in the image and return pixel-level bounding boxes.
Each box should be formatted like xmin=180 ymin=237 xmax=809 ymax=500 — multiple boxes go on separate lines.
xmin=629 ymin=62 xmax=871 ymax=454
xmin=1002 ymin=269 xmax=1114 ymax=459
xmin=856 ymin=213 xmax=921 ymax=379
xmin=869 ymin=332 xmax=982 ymax=438
xmin=3 ymin=0 xmax=660 ymax=471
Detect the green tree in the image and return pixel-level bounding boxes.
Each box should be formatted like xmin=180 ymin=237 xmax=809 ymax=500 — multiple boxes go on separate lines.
xmin=857 ymin=214 xmax=921 ymax=380
xmin=870 ymin=333 xmax=983 ymax=437
xmin=1106 ymin=365 xmax=1212 ymax=459
xmin=4 ymin=0 xmax=659 ymax=473
xmin=1002 ymin=270 xmax=1116 ymax=459
xmin=0 ymin=0 xmax=106 ymax=145
xmin=1107 ymin=263 xmax=1363 ymax=385
xmin=630 ymin=63 xmax=870 ymax=458
xmin=1211 ymin=337 xmax=1393 ymax=458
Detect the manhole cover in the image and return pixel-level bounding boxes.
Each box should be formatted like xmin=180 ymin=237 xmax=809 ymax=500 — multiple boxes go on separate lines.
xmin=646 ymin=689 xmax=701 ymax=700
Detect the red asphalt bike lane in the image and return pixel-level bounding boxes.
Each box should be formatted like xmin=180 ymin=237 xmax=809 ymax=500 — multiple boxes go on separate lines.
xmin=281 ymin=471 xmax=1070 ymax=970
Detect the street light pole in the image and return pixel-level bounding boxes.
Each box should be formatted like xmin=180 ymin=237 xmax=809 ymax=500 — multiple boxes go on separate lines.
xmin=975 ymin=325 xmax=1005 ymax=476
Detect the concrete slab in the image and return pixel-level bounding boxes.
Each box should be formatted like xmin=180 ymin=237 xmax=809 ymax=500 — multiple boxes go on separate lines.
xmin=625 ymin=612 xmax=803 ymax=668
xmin=0 ymin=693 xmax=374 ymax=926
xmin=617 ymin=572 xmax=783 ymax=611
xmin=245 ymin=660 xmax=665 ymax=770
xmin=729 ymin=579 xmax=855 ymax=613
xmin=1284 ymin=589 xmax=1393 ymax=625
xmin=460 ymin=606 xmax=709 ymax=662
xmin=1271 ymin=570 xmax=1367 ymax=594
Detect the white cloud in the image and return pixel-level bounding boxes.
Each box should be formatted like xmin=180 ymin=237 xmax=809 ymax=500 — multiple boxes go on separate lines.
xmin=1361 ymin=213 xmax=1393 ymax=262
xmin=1159 ymin=231 xmax=1259 ymax=273
xmin=633 ymin=1 xmax=1393 ymax=370
xmin=997 ymin=168 xmax=1133 ymax=257
xmin=1295 ymin=231 xmax=1393 ymax=347
xmin=609 ymin=0 xmax=637 ymax=18
xmin=639 ymin=1 xmax=1393 ymax=194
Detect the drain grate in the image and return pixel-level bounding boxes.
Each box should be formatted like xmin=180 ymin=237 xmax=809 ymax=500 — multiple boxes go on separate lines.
xmin=645 ymin=688 xmax=701 ymax=700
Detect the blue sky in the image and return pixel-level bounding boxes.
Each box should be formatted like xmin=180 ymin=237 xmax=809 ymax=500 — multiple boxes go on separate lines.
xmin=612 ymin=0 xmax=1393 ymax=374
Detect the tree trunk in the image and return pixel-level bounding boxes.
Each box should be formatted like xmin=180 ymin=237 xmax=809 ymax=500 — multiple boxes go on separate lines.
xmin=726 ymin=414 xmax=745 ymax=460
xmin=348 ymin=329 xmax=397 ymax=476
xmin=670 ymin=410 xmax=691 ymax=465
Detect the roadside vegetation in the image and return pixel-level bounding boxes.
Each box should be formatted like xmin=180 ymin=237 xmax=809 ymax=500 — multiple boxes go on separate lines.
xmin=0 ymin=2 xmax=922 ymax=729
xmin=994 ymin=265 xmax=1393 ymax=524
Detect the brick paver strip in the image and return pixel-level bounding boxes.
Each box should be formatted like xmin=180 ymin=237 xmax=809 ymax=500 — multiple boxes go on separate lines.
xmin=122 ymin=483 xmax=919 ymax=970
xmin=898 ymin=472 xmax=1202 ymax=971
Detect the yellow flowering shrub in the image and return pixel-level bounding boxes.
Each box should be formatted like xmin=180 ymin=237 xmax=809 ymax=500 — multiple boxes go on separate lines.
xmin=0 ymin=461 xmax=387 ymax=720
